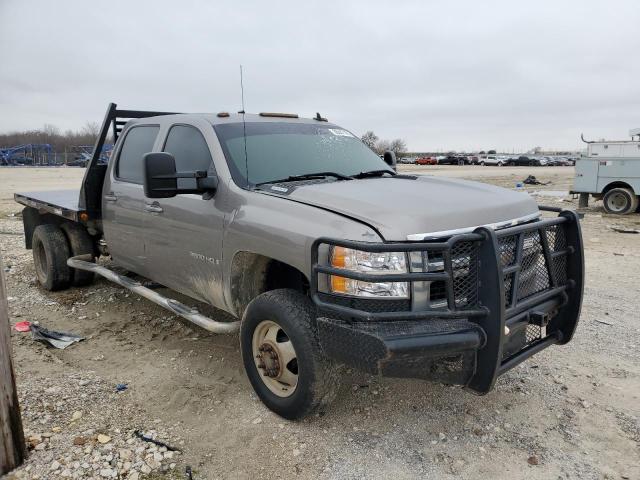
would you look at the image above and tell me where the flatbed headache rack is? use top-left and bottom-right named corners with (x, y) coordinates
top-left (13, 103), bottom-right (179, 223)
top-left (78, 103), bottom-right (179, 220)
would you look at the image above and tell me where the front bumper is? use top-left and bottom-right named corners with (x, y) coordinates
top-left (310, 209), bottom-right (584, 393)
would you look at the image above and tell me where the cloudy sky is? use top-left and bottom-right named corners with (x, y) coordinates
top-left (1, 0), bottom-right (639, 151)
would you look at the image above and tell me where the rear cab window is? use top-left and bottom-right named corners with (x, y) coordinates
top-left (116, 125), bottom-right (160, 183)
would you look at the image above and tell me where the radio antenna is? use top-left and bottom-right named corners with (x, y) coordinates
top-left (240, 65), bottom-right (249, 185)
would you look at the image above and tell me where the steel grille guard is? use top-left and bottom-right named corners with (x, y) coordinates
top-left (310, 208), bottom-right (584, 393)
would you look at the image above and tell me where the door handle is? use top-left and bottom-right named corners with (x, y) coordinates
top-left (104, 193), bottom-right (118, 202)
top-left (144, 203), bottom-right (163, 213)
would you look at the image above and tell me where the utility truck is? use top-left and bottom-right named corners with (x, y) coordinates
top-left (573, 129), bottom-right (640, 214)
top-left (15, 103), bottom-right (584, 419)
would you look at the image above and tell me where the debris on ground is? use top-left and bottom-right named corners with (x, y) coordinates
top-left (13, 320), bottom-right (31, 332)
top-left (523, 175), bottom-right (550, 185)
top-left (116, 383), bottom-right (129, 392)
top-left (134, 430), bottom-right (181, 452)
top-left (529, 190), bottom-right (571, 198)
top-left (609, 225), bottom-right (640, 234)
top-left (5, 374), bottom-right (183, 479)
top-left (30, 324), bottom-right (84, 349)
top-left (594, 319), bottom-right (614, 326)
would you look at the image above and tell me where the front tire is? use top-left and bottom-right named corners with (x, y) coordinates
top-left (32, 224), bottom-right (71, 291)
top-left (240, 289), bottom-right (340, 419)
top-left (603, 187), bottom-right (638, 214)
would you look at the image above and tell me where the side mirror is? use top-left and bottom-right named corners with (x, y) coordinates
top-left (143, 152), bottom-right (218, 199)
top-left (144, 152), bottom-right (178, 198)
top-left (383, 150), bottom-right (397, 171)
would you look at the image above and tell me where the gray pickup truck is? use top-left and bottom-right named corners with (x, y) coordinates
top-left (15, 103), bottom-right (584, 419)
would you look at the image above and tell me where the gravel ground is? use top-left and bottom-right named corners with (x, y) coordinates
top-left (0, 166), bottom-right (639, 480)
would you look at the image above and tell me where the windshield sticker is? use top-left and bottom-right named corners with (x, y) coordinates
top-left (327, 128), bottom-right (354, 137)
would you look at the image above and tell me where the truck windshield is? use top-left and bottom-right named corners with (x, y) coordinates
top-left (213, 122), bottom-right (390, 187)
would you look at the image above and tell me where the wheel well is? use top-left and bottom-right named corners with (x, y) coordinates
top-left (21, 207), bottom-right (98, 253)
top-left (22, 207), bottom-right (65, 249)
top-left (230, 252), bottom-right (309, 318)
top-left (602, 182), bottom-right (635, 195)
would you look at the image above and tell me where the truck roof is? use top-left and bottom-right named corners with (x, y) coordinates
top-left (127, 112), bottom-right (336, 128)
top-left (14, 104), bottom-right (339, 223)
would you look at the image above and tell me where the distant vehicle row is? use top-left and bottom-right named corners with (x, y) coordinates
top-left (398, 154), bottom-right (577, 166)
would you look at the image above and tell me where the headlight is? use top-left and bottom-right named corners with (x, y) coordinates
top-left (329, 246), bottom-right (409, 298)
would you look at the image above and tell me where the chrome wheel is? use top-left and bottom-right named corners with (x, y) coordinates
top-left (252, 320), bottom-right (298, 397)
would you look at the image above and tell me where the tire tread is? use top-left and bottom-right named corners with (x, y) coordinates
top-left (60, 222), bottom-right (95, 286)
top-left (32, 224), bottom-right (71, 291)
top-left (241, 289), bottom-right (340, 419)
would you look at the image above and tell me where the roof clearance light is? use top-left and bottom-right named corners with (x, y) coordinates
top-left (259, 112), bottom-right (299, 118)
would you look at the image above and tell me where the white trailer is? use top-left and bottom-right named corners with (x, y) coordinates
top-left (572, 129), bottom-right (640, 214)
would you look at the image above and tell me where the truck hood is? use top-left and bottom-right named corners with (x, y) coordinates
top-left (284, 176), bottom-right (540, 240)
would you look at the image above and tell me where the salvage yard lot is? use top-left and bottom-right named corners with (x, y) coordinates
top-left (1, 166), bottom-right (639, 480)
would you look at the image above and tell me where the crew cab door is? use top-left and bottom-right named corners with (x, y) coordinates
top-left (142, 123), bottom-right (225, 306)
top-left (102, 124), bottom-right (160, 275)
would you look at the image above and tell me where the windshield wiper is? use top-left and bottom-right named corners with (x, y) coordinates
top-left (255, 171), bottom-right (353, 186)
top-left (352, 169), bottom-right (396, 179)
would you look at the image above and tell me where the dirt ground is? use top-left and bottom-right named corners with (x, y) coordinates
top-left (1, 166), bottom-right (639, 480)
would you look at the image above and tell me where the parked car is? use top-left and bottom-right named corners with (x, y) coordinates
top-left (14, 102), bottom-right (585, 419)
top-left (398, 157), bottom-right (415, 164)
top-left (555, 157), bottom-right (573, 166)
top-left (438, 154), bottom-right (468, 165)
top-left (467, 155), bottom-right (479, 164)
top-left (415, 156), bottom-right (437, 165)
top-left (507, 156), bottom-right (542, 166)
top-left (477, 154), bottom-right (497, 166)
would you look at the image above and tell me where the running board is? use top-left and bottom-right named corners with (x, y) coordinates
top-left (67, 255), bottom-right (240, 334)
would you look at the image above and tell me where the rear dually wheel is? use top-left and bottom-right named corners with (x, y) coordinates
top-left (32, 224), bottom-right (71, 291)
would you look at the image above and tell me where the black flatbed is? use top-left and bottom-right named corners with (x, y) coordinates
top-left (14, 189), bottom-right (83, 222)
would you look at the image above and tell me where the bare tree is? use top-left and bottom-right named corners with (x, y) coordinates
top-left (42, 123), bottom-right (60, 137)
top-left (375, 139), bottom-right (391, 155)
top-left (389, 138), bottom-right (407, 158)
top-left (361, 131), bottom-right (379, 150)
top-left (0, 122), bottom-right (106, 153)
top-left (81, 121), bottom-right (100, 142)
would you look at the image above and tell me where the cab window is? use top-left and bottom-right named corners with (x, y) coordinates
top-left (116, 125), bottom-right (160, 183)
top-left (163, 125), bottom-right (213, 189)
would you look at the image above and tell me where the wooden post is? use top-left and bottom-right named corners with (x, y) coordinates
top-left (0, 252), bottom-right (26, 475)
